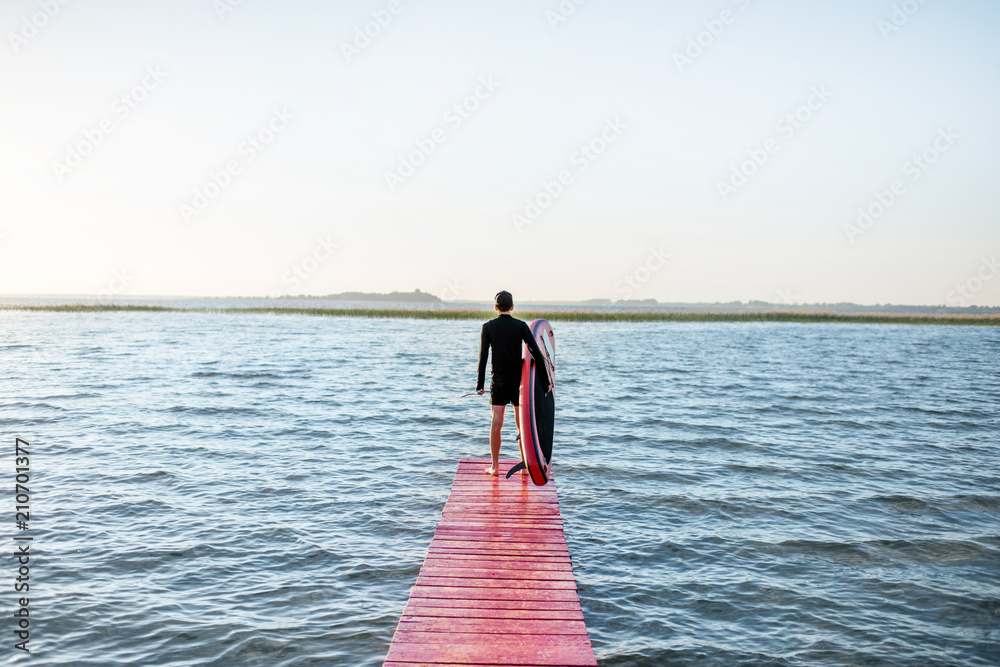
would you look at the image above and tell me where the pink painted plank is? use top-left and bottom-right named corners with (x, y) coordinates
top-left (447, 490), bottom-right (556, 497)
top-left (442, 511), bottom-right (561, 517)
top-left (443, 495), bottom-right (561, 504)
top-left (445, 498), bottom-right (560, 505)
top-left (446, 495), bottom-right (560, 504)
top-left (425, 550), bottom-right (571, 561)
top-left (451, 471), bottom-right (554, 479)
top-left (450, 471), bottom-right (553, 480)
top-left (418, 571), bottom-right (574, 583)
top-left (384, 640), bottom-right (597, 666)
top-left (430, 537), bottom-right (566, 556)
top-left (442, 500), bottom-right (559, 507)
top-left (447, 483), bottom-right (556, 492)
top-left (436, 519), bottom-right (564, 528)
top-left (440, 511), bottom-right (562, 519)
top-left (433, 528), bottom-right (567, 537)
top-left (435, 528), bottom-right (566, 537)
top-left (448, 478), bottom-right (556, 486)
top-left (432, 530), bottom-right (568, 544)
top-left (421, 555), bottom-right (572, 567)
top-left (414, 576), bottom-right (578, 591)
top-left (436, 520), bottom-right (565, 530)
top-left (401, 608), bottom-right (585, 622)
top-left (443, 499), bottom-right (559, 505)
top-left (402, 609), bottom-right (585, 622)
top-left (420, 565), bottom-right (573, 576)
top-left (447, 485), bottom-right (560, 495)
top-left (440, 513), bottom-right (563, 521)
top-left (446, 489), bottom-right (557, 495)
top-left (418, 567), bottom-right (575, 580)
top-left (384, 664), bottom-right (585, 667)
top-left (426, 549), bottom-right (571, 559)
top-left (407, 585), bottom-right (579, 602)
top-left (428, 542), bottom-right (571, 553)
top-left (453, 464), bottom-right (554, 477)
top-left (420, 540), bottom-right (571, 563)
top-left (451, 474), bottom-right (547, 481)
top-left (417, 566), bottom-right (575, 579)
top-left (403, 599), bottom-right (583, 613)
top-left (386, 664), bottom-right (584, 667)
top-left (390, 629), bottom-right (590, 645)
top-left (417, 566), bottom-right (574, 577)
top-left (426, 545), bottom-right (574, 556)
top-left (432, 531), bottom-right (568, 543)
top-left (450, 480), bottom-right (558, 491)
top-left (397, 618), bottom-right (588, 635)
top-left (414, 576), bottom-right (578, 589)
top-left (437, 517), bottom-right (564, 526)
top-left (430, 535), bottom-right (568, 546)
top-left (423, 551), bottom-right (574, 561)
top-left (453, 463), bottom-right (548, 470)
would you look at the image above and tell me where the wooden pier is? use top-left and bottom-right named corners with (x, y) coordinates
top-left (384, 458), bottom-right (597, 666)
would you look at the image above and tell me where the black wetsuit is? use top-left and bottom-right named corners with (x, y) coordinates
top-left (477, 314), bottom-right (545, 406)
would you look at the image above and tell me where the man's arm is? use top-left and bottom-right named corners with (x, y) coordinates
top-left (476, 323), bottom-right (490, 391)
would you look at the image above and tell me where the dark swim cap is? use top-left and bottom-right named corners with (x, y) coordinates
top-left (495, 290), bottom-right (513, 311)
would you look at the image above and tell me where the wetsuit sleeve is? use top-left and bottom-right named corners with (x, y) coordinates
top-left (476, 323), bottom-right (490, 391)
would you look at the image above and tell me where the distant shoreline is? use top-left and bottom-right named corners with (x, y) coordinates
top-left (4, 304), bottom-right (999, 326)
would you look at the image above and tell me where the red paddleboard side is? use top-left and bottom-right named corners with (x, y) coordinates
top-left (519, 319), bottom-right (555, 486)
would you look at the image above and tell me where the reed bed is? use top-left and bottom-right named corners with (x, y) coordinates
top-left (5, 304), bottom-right (999, 326)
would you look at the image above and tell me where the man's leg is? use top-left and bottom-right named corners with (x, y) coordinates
top-left (486, 404), bottom-right (506, 475)
top-left (513, 404), bottom-right (528, 474)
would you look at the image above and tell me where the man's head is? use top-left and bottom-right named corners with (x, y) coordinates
top-left (494, 290), bottom-right (513, 313)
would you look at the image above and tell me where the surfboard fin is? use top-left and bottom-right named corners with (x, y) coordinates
top-left (505, 461), bottom-right (527, 479)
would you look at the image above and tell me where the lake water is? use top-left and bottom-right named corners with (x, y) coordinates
top-left (1, 310), bottom-right (997, 666)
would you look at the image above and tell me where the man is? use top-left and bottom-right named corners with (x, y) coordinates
top-left (476, 290), bottom-right (545, 476)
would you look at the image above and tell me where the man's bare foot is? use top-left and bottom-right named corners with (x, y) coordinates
top-left (484, 466), bottom-right (498, 476)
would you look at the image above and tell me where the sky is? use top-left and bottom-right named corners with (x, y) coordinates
top-left (1, 0), bottom-right (998, 306)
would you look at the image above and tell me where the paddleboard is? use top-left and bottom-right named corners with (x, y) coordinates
top-left (517, 319), bottom-right (555, 486)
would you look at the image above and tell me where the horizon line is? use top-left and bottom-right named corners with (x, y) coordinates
top-left (2, 293), bottom-right (999, 311)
